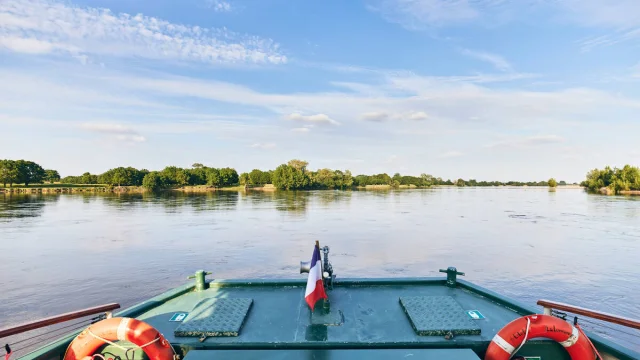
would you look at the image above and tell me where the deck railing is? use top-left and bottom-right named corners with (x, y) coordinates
top-left (537, 299), bottom-right (640, 330)
top-left (0, 303), bottom-right (120, 339)
top-left (0, 303), bottom-right (120, 358)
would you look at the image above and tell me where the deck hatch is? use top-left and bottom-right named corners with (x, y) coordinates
top-left (174, 298), bottom-right (253, 337)
top-left (399, 296), bottom-right (481, 336)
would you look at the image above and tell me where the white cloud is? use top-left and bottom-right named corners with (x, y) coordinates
top-left (361, 111), bottom-right (427, 122)
top-left (286, 113), bottom-right (339, 126)
top-left (438, 151), bottom-right (463, 158)
top-left (250, 142), bottom-right (276, 149)
top-left (206, 0), bottom-right (232, 12)
top-left (361, 112), bottom-right (389, 122)
top-left (459, 49), bottom-right (513, 72)
top-left (291, 127), bottom-right (311, 133)
top-left (485, 135), bottom-right (564, 149)
top-left (370, 0), bottom-right (640, 50)
top-left (369, 0), bottom-right (481, 29)
top-left (551, 0), bottom-right (640, 50)
top-left (0, 0), bottom-right (286, 64)
top-left (80, 123), bottom-right (146, 142)
top-left (558, 0), bottom-right (640, 29)
top-left (0, 36), bottom-right (71, 54)
top-left (407, 111), bottom-right (428, 121)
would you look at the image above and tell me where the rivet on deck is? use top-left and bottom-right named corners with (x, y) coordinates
top-left (439, 267), bottom-right (465, 287)
top-left (188, 270), bottom-right (212, 291)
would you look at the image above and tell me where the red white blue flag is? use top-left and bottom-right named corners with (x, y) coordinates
top-left (305, 244), bottom-right (328, 310)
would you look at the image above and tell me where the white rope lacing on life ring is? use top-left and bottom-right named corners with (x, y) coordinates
top-left (509, 316), bottom-right (531, 359)
top-left (87, 328), bottom-right (171, 360)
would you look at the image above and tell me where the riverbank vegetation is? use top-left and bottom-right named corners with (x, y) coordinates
top-left (0, 160), bottom-right (59, 187)
top-left (2, 158), bottom-right (572, 193)
top-left (581, 165), bottom-right (640, 194)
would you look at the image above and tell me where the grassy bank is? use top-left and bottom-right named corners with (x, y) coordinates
top-left (1, 184), bottom-right (280, 194)
top-left (0, 185), bottom-right (145, 194)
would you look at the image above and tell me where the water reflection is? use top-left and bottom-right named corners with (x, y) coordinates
top-left (0, 193), bottom-right (59, 219)
top-left (274, 191), bottom-right (309, 215)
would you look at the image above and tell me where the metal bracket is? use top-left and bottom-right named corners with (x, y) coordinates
top-left (188, 270), bottom-right (212, 291)
top-left (321, 246), bottom-right (335, 289)
top-left (439, 267), bottom-right (465, 287)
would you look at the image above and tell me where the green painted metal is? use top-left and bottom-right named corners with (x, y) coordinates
top-left (174, 298), bottom-right (253, 338)
top-left (183, 349), bottom-right (482, 359)
top-left (16, 275), bottom-right (640, 360)
top-left (19, 282), bottom-right (196, 360)
top-left (399, 296), bottom-right (481, 336)
top-left (188, 270), bottom-right (212, 291)
top-left (440, 267), bottom-right (466, 287)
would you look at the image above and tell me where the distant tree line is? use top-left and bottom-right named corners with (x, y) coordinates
top-left (581, 165), bottom-right (640, 194)
top-left (61, 163), bottom-right (240, 191)
top-left (1, 158), bottom-right (571, 192)
top-left (0, 159), bottom-right (59, 187)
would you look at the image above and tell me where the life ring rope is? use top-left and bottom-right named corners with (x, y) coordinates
top-left (86, 328), bottom-right (162, 352)
top-left (510, 316), bottom-right (530, 357)
top-left (64, 317), bottom-right (175, 360)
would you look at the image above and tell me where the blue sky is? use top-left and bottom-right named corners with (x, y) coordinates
top-left (1, 0), bottom-right (639, 181)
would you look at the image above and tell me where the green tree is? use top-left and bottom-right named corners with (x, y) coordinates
top-left (0, 160), bottom-right (19, 187)
top-left (341, 170), bottom-right (354, 188)
top-left (287, 159), bottom-right (308, 172)
top-left (249, 169), bottom-right (271, 186)
top-left (15, 160), bottom-right (45, 186)
top-left (81, 172), bottom-right (98, 184)
top-left (161, 166), bottom-right (180, 185)
top-left (582, 165), bottom-right (640, 194)
top-left (456, 178), bottom-right (465, 187)
top-left (192, 163), bottom-right (204, 168)
top-left (548, 178), bottom-right (558, 187)
top-left (44, 169), bottom-right (61, 183)
top-left (420, 174), bottom-right (435, 187)
top-left (142, 172), bottom-right (166, 191)
top-left (219, 167), bottom-right (239, 186)
top-left (175, 169), bottom-right (191, 186)
top-left (206, 168), bottom-right (221, 187)
top-left (188, 167), bottom-right (208, 185)
top-left (272, 164), bottom-right (310, 190)
top-left (110, 167), bottom-right (128, 186)
top-left (239, 172), bottom-right (250, 185)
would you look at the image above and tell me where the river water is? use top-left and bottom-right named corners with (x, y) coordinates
top-left (1, 188), bottom-right (639, 352)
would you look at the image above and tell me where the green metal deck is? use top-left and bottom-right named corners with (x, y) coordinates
top-left (137, 280), bottom-right (512, 347)
top-left (21, 277), bottom-right (640, 360)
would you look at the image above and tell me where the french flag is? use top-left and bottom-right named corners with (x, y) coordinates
top-left (305, 244), bottom-right (328, 310)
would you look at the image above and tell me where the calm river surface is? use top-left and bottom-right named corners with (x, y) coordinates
top-left (1, 188), bottom-right (639, 351)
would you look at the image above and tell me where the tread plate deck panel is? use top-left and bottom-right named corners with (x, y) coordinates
top-left (400, 296), bottom-right (481, 336)
top-left (138, 283), bottom-right (520, 347)
top-left (174, 298), bottom-right (253, 337)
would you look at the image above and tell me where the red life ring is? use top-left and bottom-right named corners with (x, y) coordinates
top-left (485, 314), bottom-right (595, 360)
top-left (63, 317), bottom-right (174, 360)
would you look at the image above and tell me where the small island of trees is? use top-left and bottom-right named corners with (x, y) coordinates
top-left (581, 165), bottom-right (640, 195)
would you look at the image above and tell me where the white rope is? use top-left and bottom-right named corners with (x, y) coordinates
top-left (87, 329), bottom-right (160, 352)
top-left (510, 317), bottom-right (531, 359)
top-left (87, 325), bottom-right (177, 360)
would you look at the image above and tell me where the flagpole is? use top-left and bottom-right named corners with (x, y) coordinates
top-left (315, 240), bottom-right (323, 275)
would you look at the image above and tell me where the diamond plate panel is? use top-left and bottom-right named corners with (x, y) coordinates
top-left (399, 296), bottom-right (481, 336)
top-left (174, 298), bottom-right (253, 337)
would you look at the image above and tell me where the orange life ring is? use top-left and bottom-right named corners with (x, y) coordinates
top-left (485, 314), bottom-right (595, 360)
top-left (63, 317), bottom-right (174, 360)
